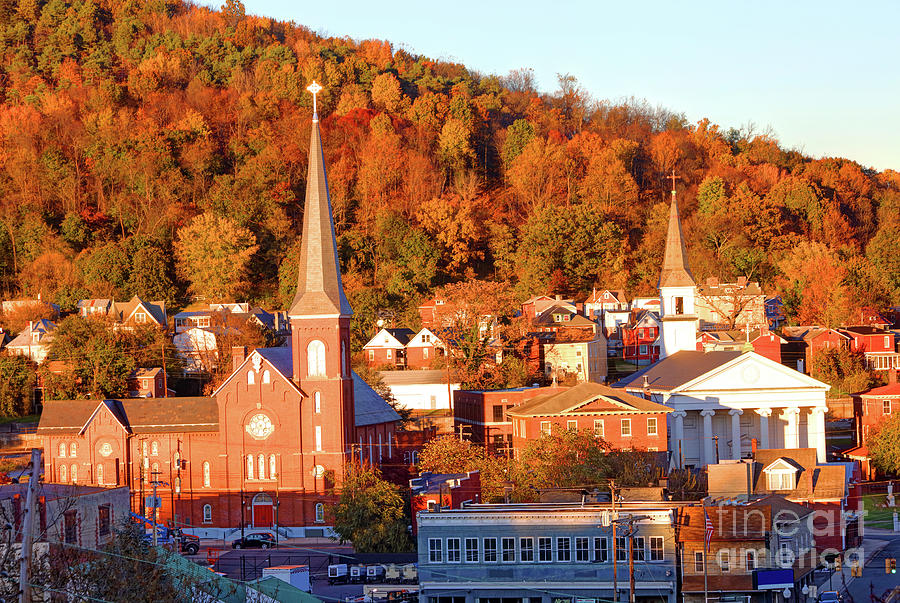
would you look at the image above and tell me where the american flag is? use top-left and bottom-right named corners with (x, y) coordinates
top-left (704, 508), bottom-right (714, 550)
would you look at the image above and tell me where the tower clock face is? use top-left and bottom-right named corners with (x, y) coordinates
top-left (245, 413), bottom-right (274, 439)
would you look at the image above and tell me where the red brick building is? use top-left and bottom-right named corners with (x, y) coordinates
top-left (841, 326), bottom-right (899, 372)
top-left (622, 311), bottom-right (661, 366)
top-left (409, 471), bottom-right (481, 534)
top-left (37, 108), bottom-right (400, 538)
top-left (506, 382), bottom-right (671, 455)
top-left (696, 327), bottom-right (785, 364)
top-left (453, 386), bottom-right (564, 455)
top-left (847, 375), bottom-right (900, 478)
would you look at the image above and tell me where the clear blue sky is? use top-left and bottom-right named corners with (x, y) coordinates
top-left (235, 1), bottom-right (899, 172)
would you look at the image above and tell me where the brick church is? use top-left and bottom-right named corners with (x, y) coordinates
top-left (37, 93), bottom-right (400, 538)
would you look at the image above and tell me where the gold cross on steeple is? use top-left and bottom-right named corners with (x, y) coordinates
top-left (307, 80), bottom-right (323, 121)
top-left (668, 169), bottom-right (681, 197)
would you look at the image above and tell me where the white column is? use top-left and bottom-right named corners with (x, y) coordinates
top-left (701, 409), bottom-right (716, 466)
top-left (756, 409), bottom-right (772, 450)
top-left (729, 409), bottom-right (743, 459)
top-left (670, 410), bottom-right (687, 468)
top-left (781, 407), bottom-right (800, 449)
top-left (808, 407), bottom-right (828, 463)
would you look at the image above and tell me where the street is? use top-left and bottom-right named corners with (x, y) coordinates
top-left (836, 534), bottom-right (900, 603)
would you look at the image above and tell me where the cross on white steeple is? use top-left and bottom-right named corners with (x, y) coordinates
top-left (307, 80), bottom-right (323, 121)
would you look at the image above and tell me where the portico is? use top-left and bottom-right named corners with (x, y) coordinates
top-left (619, 350), bottom-right (831, 466)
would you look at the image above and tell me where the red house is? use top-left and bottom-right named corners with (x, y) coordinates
top-left (362, 327), bottom-right (415, 368)
top-left (840, 326), bottom-right (899, 372)
top-left (696, 327), bottom-right (785, 363)
top-left (622, 311), bottom-right (661, 366)
top-left (849, 374), bottom-right (900, 478)
top-left (404, 328), bottom-right (444, 369)
top-left (506, 382), bottom-right (671, 456)
top-left (37, 108), bottom-right (400, 538)
top-left (453, 386), bottom-right (565, 455)
top-left (781, 326), bottom-right (851, 373)
top-left (126, 368), bottom-right (168, 398)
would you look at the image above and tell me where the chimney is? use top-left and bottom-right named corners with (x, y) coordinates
top-left (751, 438), bottom-right (758, 454)
top-left (232, 346), bottom-right (247, 372)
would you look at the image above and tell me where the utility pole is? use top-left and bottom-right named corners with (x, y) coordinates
top-left (149, 471), bottom-right (167, 546)
top-left (611, 480), bottom-right (618, 603)
top-left (19, 448), bottom-right (41, 603)
top-left (613, 513), bottom-right (650, 603)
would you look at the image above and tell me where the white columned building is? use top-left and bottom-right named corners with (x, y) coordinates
top-left (616, 178), bottom-right (831, 465)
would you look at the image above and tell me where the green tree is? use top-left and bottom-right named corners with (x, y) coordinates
top-left (40, 316), bottom-right (136, 400)
top-left (127, 244), bottom-right (176, 305)
top-left (0, 355), bottom-right (36, 417)
top-left (502, 119), bottom-right (535, 170)
top-left (174, 212), bottom-right (258, 302)
top-left (330, 462), bottom-right (412, 553)
top-left (696, 175), bottom-right (727, 215)
top-left (809, 347), bottom-right (875, 396)
top-left (869, 414), bottom-right (900, 476)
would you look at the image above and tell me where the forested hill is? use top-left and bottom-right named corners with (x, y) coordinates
top-left (0, 0), bottom-right (897, 345)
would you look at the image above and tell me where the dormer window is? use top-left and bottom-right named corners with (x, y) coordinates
top-left (764, 459), bottom-right (799, 490)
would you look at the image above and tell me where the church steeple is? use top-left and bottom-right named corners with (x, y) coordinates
top-left (658, 173), bottom-right (695, 290)
top-left (289, 81), bottom-right (352, 318)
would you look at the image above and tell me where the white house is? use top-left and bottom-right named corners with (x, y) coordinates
top-left (6, 319), bottom-right (56, 364)
top-left (379, 369), bottom-right (459, 411)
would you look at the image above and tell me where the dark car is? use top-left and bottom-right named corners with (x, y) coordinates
top-left (818, 592), bottom-right (843, 603)
top-left (232, 532), bottom-right (276, 549)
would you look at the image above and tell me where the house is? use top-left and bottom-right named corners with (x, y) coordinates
top-left (521, 294), bottom-right (575, 321)
top-left (765, 295), bottom-right (787, 328)
top-left (708, 448), bottom-right (861, 553)
top-left (37, 103), bottom-right (400, 538)
top-left (1, 299), bottom-right (59, 318)
top-left (677, 496), bottom-right (817, 603)
top-left (110, 296), bottom-right (167, 329)
top-left (127, 367), bottom-right (168, 398)
top-left (77, 298), bottom-right (113, 317)
top-left (453, 385), bottom-right (564, 455)
top-left (856, 307), bottom-right (892, 329)
top-left (616, 351), bottom-right (831, 466)
top-left (848, 373), bottom-right (900, 478)
top-left (362, 327), bottom-right (415, 368)
top-left (697, 327), bottom-right (785, 364)
top-left (780, 326), bottom-right (851, 374)
top-left (379, 369), bottom-right (458, 413)
top-left (174, 304), bottom-right (289, 340)
top-left (695, 276), bottom-right (766, 330)
top-left (6, 319), bottom-right (56, 364)
top-left (583, 288), bottom-right (628, 320)
top-left (417, 297), bottom-right (446, 329)
top-left (622, 311), bottom-right (661, 366)
top-left (542, 331), bottom-right (607, 384)
top-left (840, 325), bottom-right (899, 372)
top-left (409, 471), bottom-right (481, 534)
top-left (404, 327), bottom-right (444, 369)
top-left (417, 502), bottom-right (680, 603)
top-left (506, 382), bottom-right (671, 455)
top-left (172, 326), bottom-right (225, 373)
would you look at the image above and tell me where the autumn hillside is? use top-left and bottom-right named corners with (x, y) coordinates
top-left (0, 0), bottom-right (897, 350)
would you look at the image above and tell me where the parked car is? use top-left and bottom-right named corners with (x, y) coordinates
top-left (818, 592), bottom-right (843, 603)
top-left (231, 532), bottom-right (276, 549)
top-left (140, 527), bottom-right (200, 555)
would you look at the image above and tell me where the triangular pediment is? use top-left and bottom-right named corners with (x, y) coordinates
top-left (763, 458), bottom-right (802, 473)
top-left (79, 400), bottom-right (130, 435)
top-left (674, 352), bottom-right (830, 393)
top-left (568, 396), bottom-right (628, 414)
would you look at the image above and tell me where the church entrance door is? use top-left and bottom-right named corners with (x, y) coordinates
top-left (252, 493), bottom-right (274, 527)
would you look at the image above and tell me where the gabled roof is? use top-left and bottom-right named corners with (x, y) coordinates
top-left (112, 296), bottom-right (166, 326)
top-left (363, 327), bottom-right (416, 349)
top-left (615, 351), bottom-right (742, 390)
top-left (658, 190), bottom-right (695, 289)
top-left (7, 319), bottom-right (56, 347)
top-left (129, 367), bottom-right (163, 379)
top-left (289, 118), bottom-right (352, 318)
top-left (37, 397), bottom-right (219, 435)
top-left (507, 382), bottom-right (671, 418)
top-left (77, 299), bottom-right (112, 310)
top-left (859, 382), bottom-right (900, 397)
top-left (584, 289), bottom-right (627, 304)
top-left (840, 325), bottom-right (891, 336)
top-left (762, 457), bottom-right (804, 473)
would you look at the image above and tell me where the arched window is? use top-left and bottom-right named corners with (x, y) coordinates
top-left (150, 441), bottom-right (159, 456)
top-left (202, 462), bottom-right (210, 487)
top-left (258, 454), bottom-right (265, 480)
top-left (142, 441), bottom-right (148, 458)
top-left (173, 451), bottom-right (180, 467)
top-left (174, 476), bottom-right (181, 494)
top-left (151, 462), bottom-right (159, 479)
top-left (59, 443), bottom-right (66, 458)
top-left (60, 465), bottom-right (67, 482)
top-left (69, 443), bottom-right (77, 457)
top-left (314, 392), bottom-right (321, 414)
top-left (262, 370), bottom-right (271, 384)
top-left (97, 464), bottom-right (103, 485)
top-left (269, 455), bottom-right (276, 480)
top-left (246, 455), bottom-right (254, 480)
top-left (315, 503), bottom-right (325, 523)
top-left (70, 464), bottom-right (78, 482)
top-left (247, 371), bottom-right (255, 385)
top-left (341, 341), bottom-right (348, 377)
top-left (202, 504), bottom-right (212, 523)
top-left (307, 340), bottom-right (326, 377)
